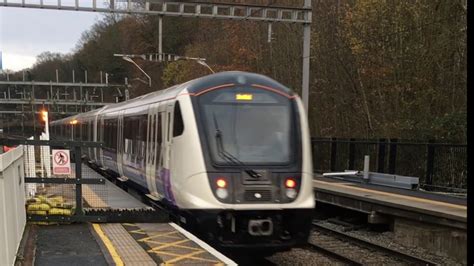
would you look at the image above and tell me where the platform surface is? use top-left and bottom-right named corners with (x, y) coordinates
top-left (313, 176), bottom-right (467, 222)
top-left (77, 163), bottom-right (152, 210)
top-left (93, 222), bottom-right (236, 265)
top-left (35, 224), bottom-right (108, 266)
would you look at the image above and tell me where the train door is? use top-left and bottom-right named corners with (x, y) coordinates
top-left (155, 111), bottom-right (165, 198)
top-left (145, 104), bottom-right (159, 198)
top-left (88, 120), bottom-right (93, 159)
top-left (159, 104), bottom-right (175, 203)
top-left (164, 105), bottom-right (174, 171)
top-left (93, 115), bottom-right (99, 162)
top-left (99, 116), bottom-right (105, 167)
top-left (117, 111), bottom-right (125, 177)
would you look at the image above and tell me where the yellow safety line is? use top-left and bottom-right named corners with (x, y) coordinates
top-left (165, 250), bottom-right (206, 264)
top-left (314, 180), bottom-right (467, 210)
top-left (92, 224), bottom-right (124, 266)
top-left (149, 239), bottom-right (190, 251)
top-left (83, 185), bottom-right (109, 208)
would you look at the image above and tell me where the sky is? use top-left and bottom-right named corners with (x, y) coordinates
top-left (0, 5), bottom-right (102, 71)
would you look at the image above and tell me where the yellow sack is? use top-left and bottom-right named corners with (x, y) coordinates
top-left (49, 208), bottom-right (72, 216)
top-left (48, 196), bottom-right (64, 203)
top-left (27, 210), bottom-right (47, 215)
top-left (27, 203), bottom-right (50, 211)
top-left (37, 195), bottom-right (47, 203)
top-left (26, 198), bottom-right (41, 204)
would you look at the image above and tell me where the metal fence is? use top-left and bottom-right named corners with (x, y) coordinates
top-left (312, 138), bottom-right (467, 192)
top-left (0, 138), bottom-right (107, 223)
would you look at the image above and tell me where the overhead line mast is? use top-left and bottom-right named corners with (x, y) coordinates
top-left (1, 0), bottom-right (312, 111)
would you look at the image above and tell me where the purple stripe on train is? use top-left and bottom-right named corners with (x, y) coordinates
top-left (161, 168), bottom-right (176, 205)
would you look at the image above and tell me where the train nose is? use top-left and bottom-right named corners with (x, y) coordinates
top-left (248, 219), bottom-right (273, 236)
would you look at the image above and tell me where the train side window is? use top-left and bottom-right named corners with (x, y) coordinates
top-left (173, 102), bottom-right (184, 137)
top-left (113, 120), bottom-right (116, 148)
top-left (157, 114), bottom-right (162, 145)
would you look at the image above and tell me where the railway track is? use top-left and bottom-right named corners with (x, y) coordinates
top-left (308, 222), bottom-right (437, 265)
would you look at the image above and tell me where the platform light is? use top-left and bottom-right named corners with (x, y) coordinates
top-left (41, 110), bottom-right (48, 122)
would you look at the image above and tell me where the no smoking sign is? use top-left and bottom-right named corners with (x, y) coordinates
top-left (52, 149), bottom-right (71, 175)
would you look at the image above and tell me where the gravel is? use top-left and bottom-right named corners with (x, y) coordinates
top-left (266, 247), bottom-right (344, 265)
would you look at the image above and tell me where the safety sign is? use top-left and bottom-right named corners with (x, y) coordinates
top-left (52, 149), bottom-right (71, 175)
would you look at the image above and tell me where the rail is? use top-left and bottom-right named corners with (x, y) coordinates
top-left (311, 222), bottom-right (436, 265)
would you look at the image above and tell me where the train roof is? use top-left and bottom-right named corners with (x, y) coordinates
top-left (51, 71), bottom-right (294, 124)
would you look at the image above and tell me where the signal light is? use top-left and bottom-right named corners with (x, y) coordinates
top-left (216, 178), bottom-right (227, 188)
top-left (285, 178), bottom-right (296, 188)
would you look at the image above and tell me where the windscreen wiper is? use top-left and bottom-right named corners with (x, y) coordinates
top-left (212, 113), bottom-right (262, 179)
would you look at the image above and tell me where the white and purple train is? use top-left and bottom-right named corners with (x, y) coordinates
top-left (51, 71), bottom-right (314, 251)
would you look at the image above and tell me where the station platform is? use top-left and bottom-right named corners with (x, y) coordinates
top-left (21, 222), bottom-right (236, 265)
top-left (80, 163), bottom-right (152, 210)
top-left (313, 175), bottom-right (467, 229)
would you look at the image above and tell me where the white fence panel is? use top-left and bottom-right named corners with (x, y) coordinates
top-left (0, 146), bottom-right (26, 266)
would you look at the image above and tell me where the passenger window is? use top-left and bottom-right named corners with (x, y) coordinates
top-left (173, 102), bottom-right (184, 137)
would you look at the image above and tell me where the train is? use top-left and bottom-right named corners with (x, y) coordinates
top-left (50, 71), bottom-right (314, 251)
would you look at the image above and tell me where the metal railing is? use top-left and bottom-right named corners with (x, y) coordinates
top-left (0, 138), bottom-right (107, 223)
top-left (312, 138), bottom-right (467, 192)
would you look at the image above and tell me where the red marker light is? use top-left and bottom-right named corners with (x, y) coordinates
top-left (285, 178), bottom-right (296, 188)
top-left (216, 178), bottom-right (227, 188)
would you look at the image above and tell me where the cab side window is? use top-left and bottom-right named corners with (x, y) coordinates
top-left (173, 102), bottom-right (184, 137)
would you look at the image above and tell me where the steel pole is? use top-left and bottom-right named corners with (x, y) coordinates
top-left (159, 16), bottom-right (163, 62)
top-left (302, 0), bottom-right (312, 113)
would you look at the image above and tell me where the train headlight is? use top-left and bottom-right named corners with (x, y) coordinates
top-left (215, 177), bottom-right (229, 199)
top-left (284, 177), bottom-right (298, 200)
top-left (285, 178), bottom-right (296, 189)
top-left (216, 178), bottom-right (227, 188)
top-left (216, 188), bottom-right (229, 199)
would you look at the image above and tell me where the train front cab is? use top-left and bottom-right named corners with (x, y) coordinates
top-left (175, 82), bottom-right (314, 251)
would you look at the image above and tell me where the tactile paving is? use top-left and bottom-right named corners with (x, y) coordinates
top-left (100, 223), bottom-right (157, 266)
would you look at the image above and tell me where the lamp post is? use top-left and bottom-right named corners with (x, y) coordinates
top-left (193, 59), bottom-right (215, 74)
top-left (114, 54), bottom-right (152, 87)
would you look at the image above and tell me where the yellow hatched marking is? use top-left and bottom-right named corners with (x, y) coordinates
top-left (170, 256), bottom-right (222, 264)
top-left (150, 250), bottom-right (221, 264)
top-left (164, 250), bottom-right (206, 264)
top-left (148, 250), bottom-right (181, 256)
top-left (139, 231), bottom-right (180, 242)
top-left (92, 224), bottom-right (124, 266)
top-left (129, 229), bottom-right (147, 235)
top-left (145, 240), bottom-right (202, 251)
top-left (149, 239), bottom-right (190, 251)
top-left (122, 223), bottom-right (138, 227)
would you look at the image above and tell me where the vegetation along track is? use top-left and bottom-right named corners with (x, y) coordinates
top-left (308, 222), bottom-right (437, 265)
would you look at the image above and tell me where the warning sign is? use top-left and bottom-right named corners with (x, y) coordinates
top-left (52, 149), bottom-right (71, 175)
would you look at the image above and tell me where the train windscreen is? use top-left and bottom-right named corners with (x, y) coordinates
top-left (198, 86), bottom-right (297, 166)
